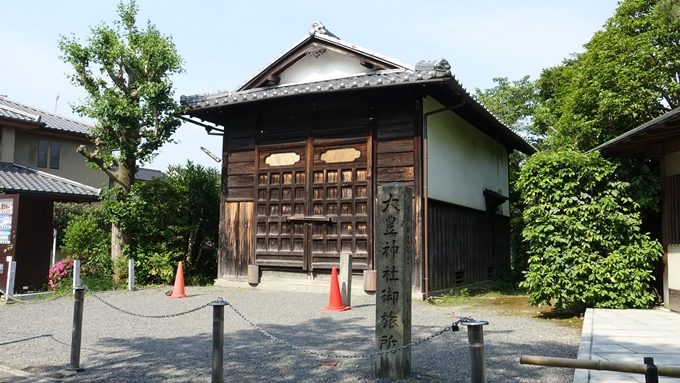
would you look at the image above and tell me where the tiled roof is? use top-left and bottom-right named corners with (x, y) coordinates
top-left (182, 67), bottom-right (450, 110)
top-left (0, 162), bottom-right (100, 200)
top-left (137, 167), bottom-right (163, 181)
top-left (0, 96), bottom-right (91, 135)
top-left (180, 23), bottom-right (535, 155)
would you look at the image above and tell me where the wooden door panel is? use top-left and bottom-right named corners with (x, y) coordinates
top-left (254, 138), bottom-right (371, 271)
top-left (255, 146), bottom-right (307, 268)
top-left (309, 142), bottom-right (370, 270)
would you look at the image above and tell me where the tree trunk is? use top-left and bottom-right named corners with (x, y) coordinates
top-left (110, 223), bottom-right (127, 283)
top-left (111, 158), bottom-right (135, 283)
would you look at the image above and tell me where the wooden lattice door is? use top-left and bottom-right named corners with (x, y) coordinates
top-left (254, 138), bottom-right (370, 271)
top-left (255, 144), bottom-right (308, 269)
top-left (308, 139), bottom-right (370, 270)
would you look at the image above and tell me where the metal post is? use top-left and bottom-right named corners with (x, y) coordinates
top-left (72, 260), bottom-right (81, 292)
top-left (51, 229), bottom-right (57, 267)
top-left (645, 357), bottom-right (659, 383)
top-left (128, 258), bottom-right (135, 291)
top-left (5, 258), bottom-right (16, 301)
top-left (68, 286), bottom-right (85, 372)
top-left (209, 299), bottom-right (227, 383)
top-left (462, 320), bottom-right (489, 383)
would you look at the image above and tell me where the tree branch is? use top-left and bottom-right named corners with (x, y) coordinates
top-left (77, 145), bottom-right (122, 186)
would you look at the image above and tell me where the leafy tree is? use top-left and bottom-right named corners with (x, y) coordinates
top-left (59, 1), bottom-right (184, 280)
top-left (537, 0), bottom-right (679, 151)
top-left (53, 202), bottom-right (93, 249)
top-left (517, 150), bottom-right (661, 310)
top-left (105, 161), bottom-right (220, 285)
top-left (475, 76), bottom-right (540, 142)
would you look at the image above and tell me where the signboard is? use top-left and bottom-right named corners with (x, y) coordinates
top-left (0, 198), bottom-right (14, 244)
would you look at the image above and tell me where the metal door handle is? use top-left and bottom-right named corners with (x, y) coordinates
top-left (286, 215), bottom-right (333, 223)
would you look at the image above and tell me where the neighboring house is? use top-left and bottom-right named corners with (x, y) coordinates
top-left (595, 107), bottom-right (680, 312)
top-left (0, 96), bottom-right (108, 188)
top-left (0, 96), bottom-right (104, 294)
top-left (181, 23), bottom-right (534, 298)
top-left (108, 166), bottom-right (163, 188)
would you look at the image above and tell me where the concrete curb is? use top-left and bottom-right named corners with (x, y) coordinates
top-left (573, 307), bottom-right (594, 383)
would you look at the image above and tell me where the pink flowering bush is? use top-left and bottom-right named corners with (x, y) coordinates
top-left (48, 259), bottom-right (74, 290)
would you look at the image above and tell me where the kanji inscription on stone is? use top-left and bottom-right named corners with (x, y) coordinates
top-left (375, 184), bottom-right (412, 379)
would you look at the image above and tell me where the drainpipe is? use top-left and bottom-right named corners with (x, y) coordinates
top-left (422, 100), bottom-right (465, 299)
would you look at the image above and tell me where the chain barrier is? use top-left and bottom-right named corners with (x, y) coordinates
top-left (9, 288), bottom-right (475, 360)
top-left (90, 292), bottom-right (209, 319)
top-left (4, 293), bottom-right (68, 305)
top-left (222, 297), bottom-right (476, 360)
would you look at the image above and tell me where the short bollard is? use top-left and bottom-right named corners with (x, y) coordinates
top-left (68, 286), bottom-right (85, 372)
top-left (128, 258), bottom-right (135, 291)
top-left (644, 357), bottom-right (659, 383)
top-left (209, 299), bottom-right (227, 383)
top-left (462, 320), bottom-right (489, 383)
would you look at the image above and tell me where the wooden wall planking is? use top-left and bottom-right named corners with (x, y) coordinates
top-left (427, 199), bottom-right (510, 292)
top-left (220, 201), bottom-right (254, 278)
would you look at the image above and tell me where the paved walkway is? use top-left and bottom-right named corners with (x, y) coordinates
top-left (0, 364), bottom-right (60, 382)
top-left (574, 308), bottom-right (680, 383)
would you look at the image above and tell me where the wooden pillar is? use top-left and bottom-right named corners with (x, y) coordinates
top-left (375, 184), bottom-right (413, 379)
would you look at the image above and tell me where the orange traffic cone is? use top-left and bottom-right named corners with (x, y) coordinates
top-left (322, 266), bottom-right (350, 311)
top-left (169, 261), bottom-right (187, 298)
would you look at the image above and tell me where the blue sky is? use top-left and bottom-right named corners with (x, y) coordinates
top-left (0, 1), bottom-right (619, 171)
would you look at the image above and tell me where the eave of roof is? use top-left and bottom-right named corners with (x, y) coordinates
top-left (594, 108), bottom-right (680, 156)
top-left (0, 96), bottom-right (91, 136)
top-left (182, 68), bottom-right (448, 110)
top-left (0, 162), bottom-right (100, 202)
top-left (182, 68), bottom-right (535, 155)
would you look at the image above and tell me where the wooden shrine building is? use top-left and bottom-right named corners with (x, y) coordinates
top-left (596, 108), bottom-right (680, 312)
top-left (181, 23), bottom-right (534, 298)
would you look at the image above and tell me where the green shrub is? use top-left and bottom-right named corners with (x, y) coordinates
top-left (104, 161), bottom-right (219, 285)
top-left (62, 207), bottom-right (112, 278)
top-left (517, 150), bottom-right (662, 310)
top-left (133, 247), bottom-right (181, 285)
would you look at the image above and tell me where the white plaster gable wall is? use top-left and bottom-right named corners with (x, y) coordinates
top-left (278, 49), bottom-right (370, 85)
top-left (424, 97), bottom-right (510, 216)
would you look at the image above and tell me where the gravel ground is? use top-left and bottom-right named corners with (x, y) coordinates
top-left (0, 286), bottom-right (580, 382)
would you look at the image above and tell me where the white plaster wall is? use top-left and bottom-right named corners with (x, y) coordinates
top-left (279, 49), bottom-right (369, 85)
top-left (14, 131), bottom-right (108, 188)
top-left (424, 97), bottom-right (510, 216)
top-left (664, 150), bottom-right (680, 176)
top-left (669, 244), bottom-right (680, 290)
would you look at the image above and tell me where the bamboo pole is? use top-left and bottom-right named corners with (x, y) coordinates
top-left (520, 355), bottom-right (680, 378)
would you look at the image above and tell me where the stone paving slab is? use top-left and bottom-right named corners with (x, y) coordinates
top-left (574, 308), bottom-right (680, 383)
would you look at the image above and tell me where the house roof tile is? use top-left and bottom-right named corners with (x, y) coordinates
top-left (0, 96), bottom-right (91, 136)
top-left (0, 162), bottom-right (100, 201)
top-left (181, 67), bottom-right (449, 110)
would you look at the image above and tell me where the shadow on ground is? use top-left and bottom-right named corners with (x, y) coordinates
top-left (44, 317), bottom-right (576, 382)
